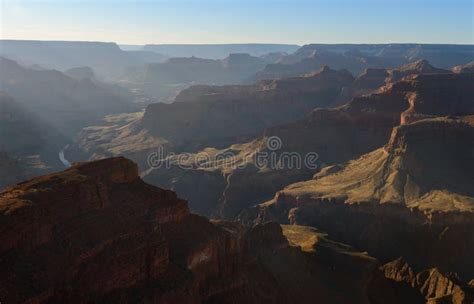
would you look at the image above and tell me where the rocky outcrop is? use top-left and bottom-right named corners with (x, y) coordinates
top-left (353, 68), bottom-right (389, 89)
top-left (387, 59), bottom-right (450, 82)
top-left (381, 258), bottom-right (473, 304)
top-left (335, 60), bottom-right (452, 106)
top-left (253, 117), bottom-right (474, 282)
top-left (333, 68), bottom-right (388, 106)
top-left (0, 157), bottom-right (249, 303)
top-left (453, 61), bottom-right (474, 74)
top-left (234, 223), bottom-right (432, 304)
top-left (400, 73), bottom-right (474, 124)
top-left (0, 157), bottom-right (184, 303)
top-left (240, 223), bottom-right (403, 304)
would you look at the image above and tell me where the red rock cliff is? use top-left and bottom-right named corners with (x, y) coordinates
top-left (0, 157), bottom-right (256, 303)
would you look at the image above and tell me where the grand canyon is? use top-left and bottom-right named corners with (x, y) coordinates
top-left (1, 1), bottom-right (473, 303)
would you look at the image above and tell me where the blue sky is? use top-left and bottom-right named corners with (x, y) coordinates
top-left (1, 0), bottom-right (473, 45)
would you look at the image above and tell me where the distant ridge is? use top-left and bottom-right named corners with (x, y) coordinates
top-left (142, 43), bottom-right (300, 59)
top-left (0, 40), bottom-right (167, 79)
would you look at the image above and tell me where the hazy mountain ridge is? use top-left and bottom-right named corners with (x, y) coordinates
top-left (3, 40), bottom-right (472, 106)
top-left (0, 92), bottom-right (67, 188)
top-left (141, 43), bottom-right (300, 59)
top-left (291, 44), bottom-right (474, 67)
top-left (117, 53), bottom-right (275, 102)
top-left (0, 40), bottom-right (145, 79)
top-left (256, 44), bottom-right (474, 80)
top-left (0, 57), bottom-right (138, 136)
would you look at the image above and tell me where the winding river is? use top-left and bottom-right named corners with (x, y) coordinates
top-left (59, 144), bottom-right (72, 168)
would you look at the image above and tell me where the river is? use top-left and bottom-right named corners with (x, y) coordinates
top-left (59, 144), bottom-right (72, 168)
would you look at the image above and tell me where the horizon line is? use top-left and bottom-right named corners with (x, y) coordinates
top-left (1, 39), bottom-right (474, 47)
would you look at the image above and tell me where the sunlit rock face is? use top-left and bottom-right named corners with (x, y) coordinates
top-left (254, 116), bottom-right (474, 282)
top-left (453, 61), bottom-right (474, 74)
